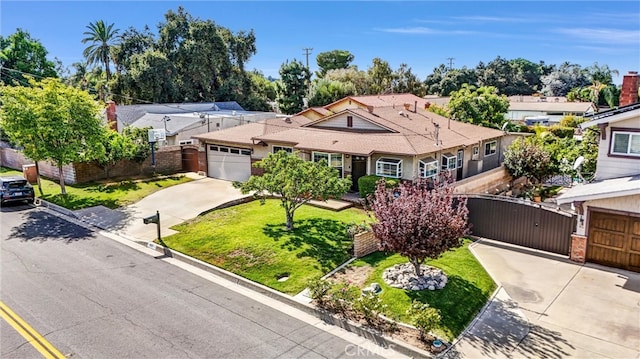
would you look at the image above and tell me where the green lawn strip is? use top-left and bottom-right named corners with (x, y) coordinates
top-left (351, 239), bottom-right (496, 341)
top-left (163, 199), bottom-right (370, 295)
top-left (1, 166), bottom-right (192, 210)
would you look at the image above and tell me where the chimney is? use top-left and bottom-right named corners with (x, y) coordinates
top-left (105, 101), bottom-right (117, 131)
top-left (620, 71), bottom-right (639, 107)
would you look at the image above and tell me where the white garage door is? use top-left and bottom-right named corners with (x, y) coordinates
top-left (207, 145), bottom-right (252, 182)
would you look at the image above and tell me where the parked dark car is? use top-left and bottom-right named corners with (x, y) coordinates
top-left (0, 175), bottom-right (35, 206)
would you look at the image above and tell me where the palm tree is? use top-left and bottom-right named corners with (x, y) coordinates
top-left (81, 20), bottom-right (119, 81)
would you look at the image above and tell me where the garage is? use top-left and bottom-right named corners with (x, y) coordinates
top-left (207, 145), bottom-right (252, 182)
top-left (587, 211), bottom-right (640, 272)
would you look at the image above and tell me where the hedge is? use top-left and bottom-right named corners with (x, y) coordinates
top-left (358, 175), bottom-right (401, 199)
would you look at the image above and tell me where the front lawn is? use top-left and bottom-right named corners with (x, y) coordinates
top-left (162, 199), bottom-right (370, 295)
top-left (0, 167), bottom-right (192, 210)
top-left (349, 240), bottom-right (496, 341)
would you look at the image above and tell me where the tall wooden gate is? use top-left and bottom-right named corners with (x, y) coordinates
top-left (464, 195), bottom-right (576, 255)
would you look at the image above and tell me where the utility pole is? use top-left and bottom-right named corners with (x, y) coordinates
top-left (446, 57), bottom-right (455, 71)
top-left (303, 48), bottom-right (313, 70)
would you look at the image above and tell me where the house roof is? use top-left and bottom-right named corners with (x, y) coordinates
top-left (579, 103), bottom-right (640, 129)
top-left (115, 101), bottom-right (246, 127)
top-left (195, 104), bottom-right (505, 157)
top-left (556, 175), bottom-right (640, 204)
top-left (343, 93), bottom-right (434, 110)
top-left (507, 101), bottom-right (596, 113)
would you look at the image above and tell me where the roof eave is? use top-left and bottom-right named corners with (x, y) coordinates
top-left (556, 187), bottom-right (640, 204)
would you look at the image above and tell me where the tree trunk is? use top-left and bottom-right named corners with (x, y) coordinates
top-left (410, 257), bottom-right (423, 277)
top-left (34, 161), bottom-right (43, 195)
top-left (57, 166), bottom-right (67, 195)
top-left (285, 209), bottom-right (294, 231)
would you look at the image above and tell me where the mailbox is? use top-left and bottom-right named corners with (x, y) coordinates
top-left (143, 214), bottom-right (159, 224)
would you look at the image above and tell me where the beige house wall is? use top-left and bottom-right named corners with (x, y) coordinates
top-left (596, 116), bottom-right (640, 180)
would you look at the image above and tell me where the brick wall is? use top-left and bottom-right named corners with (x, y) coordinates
top-left (569, 234), bottom-right (587, 263)
top-left (2, 146), bottom-right (190, 184)
top-left (1, 148), bottom-right (76, 183)
top-left (353, 231), bottom-right (379, 258)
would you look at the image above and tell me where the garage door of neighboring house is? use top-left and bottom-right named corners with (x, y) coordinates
top-left (207, 145), bottom-right (251, 182)
top-left (587, 211), bottom-right (640, 272)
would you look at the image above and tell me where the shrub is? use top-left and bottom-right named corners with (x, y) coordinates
top-left (353, 292), bottom-right (387, 326)
top-left (406, 300), bottom-right (442, 341)
top-left (306, 277), bottom-right (332, 307)
top-left (358, 175), bottom-right (400, 199)
top-left (548, 125), bottom-right (575, 138)
top-left (328, 281), bottom-right (359, 318)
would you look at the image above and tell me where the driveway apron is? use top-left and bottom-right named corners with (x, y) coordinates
top-left (468, 239), bottom-right (640, 359)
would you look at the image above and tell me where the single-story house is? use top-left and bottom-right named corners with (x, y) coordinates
top-left (193, 94), bottom-right (514, 191)
top-left (505, 98), bottom-right (596, 124)
top-left (556, 71), bottom-right (640, 272)
top-left (105, 101), bottom-right (276, 147)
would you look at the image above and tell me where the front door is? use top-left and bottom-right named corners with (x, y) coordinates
top-left (456, 149), bottom-right (464, 181)
top-left (351, 156), bottom-right (367, 191)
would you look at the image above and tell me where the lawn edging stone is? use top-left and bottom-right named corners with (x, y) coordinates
top-left (144, 242), bottom-right (433, 359)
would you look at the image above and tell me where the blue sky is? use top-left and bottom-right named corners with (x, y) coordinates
top-left (2, 1), bottom-right (639, 84)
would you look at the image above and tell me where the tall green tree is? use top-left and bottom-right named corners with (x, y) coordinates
top-left (276, 59), bottom-right (310, 114)
top-left (111, 26), bottom-right (155, 75)
top-left (315, 50), bottom-right (354, 78)
top-left (367, 57), bottom-right (393, 95)
top-left (0, 29), bottom-right (58, 86)
top-left (324, 67), bottom-right (370, 95)
top-left (235, 151), bottom-right (351, 230)
top-left (307, 78), bottom-right (356, 107)
top-left (82, 20), bottom-right (120, 82)
top-left (541, 62), bottom-right (589, 96)
top-left (392, 63), bottom-right (424, 96)
top-left (0, 77), bottom-right (107, 194)
top-left (447, 84), bottom-right (509, 127)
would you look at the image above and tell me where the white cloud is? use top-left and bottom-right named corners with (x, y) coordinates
top-left (554, 27), bottom-right (640, 44)
top-left (452, 15), bottom-right (535, 23)
top-left (375, 27), bottom-right (478, 35)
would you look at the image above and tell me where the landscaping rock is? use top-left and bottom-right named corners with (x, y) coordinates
top-left (382, 263), bottom-right (448, 291)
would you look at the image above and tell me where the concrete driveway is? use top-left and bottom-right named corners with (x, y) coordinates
top-left (115, 175), bottom-right (250, 241)
top-left (463, 239), bottom-right (640, 359)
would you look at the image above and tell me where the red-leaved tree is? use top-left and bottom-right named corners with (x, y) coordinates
top-left (369, 175), bottom-right (470, 276)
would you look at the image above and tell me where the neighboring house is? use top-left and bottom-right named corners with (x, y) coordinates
top-left (105, 101), bottom-right (276, 147)
top-left (422, 94), bottom-right (596, 125)
top-left (556, 71), bottom-right (640, 273)
top-left (193, 94), bottom-right (511, 191)
top-left (505, 97), bottom-right (596, 125)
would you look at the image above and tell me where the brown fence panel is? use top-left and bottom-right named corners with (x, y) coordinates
top-left (465, 195), bottom-right (575, 255)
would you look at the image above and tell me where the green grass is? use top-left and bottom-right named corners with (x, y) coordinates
top-left (350, 239), bottom-right (496, 341)
top-left (163, 199), bottom-right (371, 295)
top-left (1, 166), bottom-right (192, 210)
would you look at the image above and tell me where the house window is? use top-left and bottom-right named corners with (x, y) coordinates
top-left (376, 157), bottom-right (402, 178)
top-left (441, 153), bottom-right (457, 170)
top-left (313, 152), bottom-right (344, 177)
top-left (419, 158), bottom-right (438, 178)
top-left (472, 146), bottom-right (479, 160)
top-left (484, 141), bottom-right (497, 156)
top-left (611, 131), bottom-right (640, 156)
top-left (347, 116), bottom-right (353, 128)
top-left (273, 145), bottom-right (293, 154)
